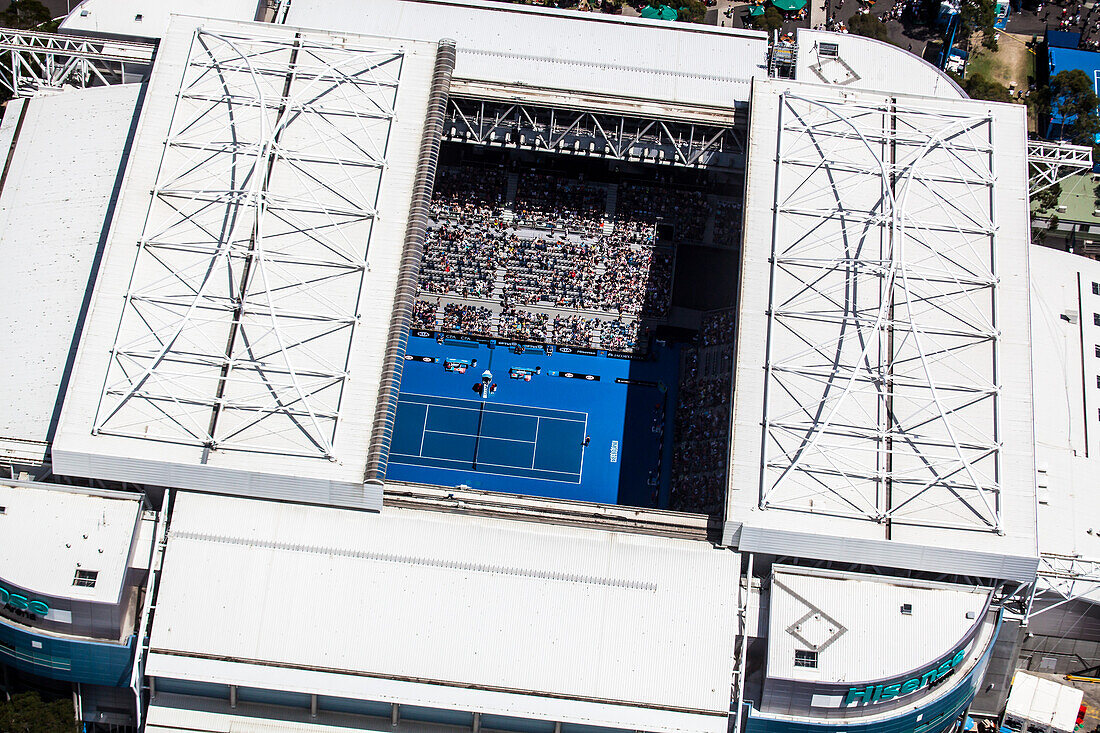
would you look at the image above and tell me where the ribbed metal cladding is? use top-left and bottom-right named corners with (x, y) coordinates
top-left (365, 39), bottom-right (456, 485)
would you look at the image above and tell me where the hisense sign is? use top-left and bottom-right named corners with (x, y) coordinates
top-left (844, 647), bottom-right (967, 705)
top-left (0, 584), bottom-right (49, 617)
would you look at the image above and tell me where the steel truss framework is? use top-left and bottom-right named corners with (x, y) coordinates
top-left (94, 29), bottom-right (403, 458)
top-left (1028, 140), bottom-right (1093, 195)
top-left (444, 96), bottom-right (744, 170)
top-left (1030, 553), bottom-right (1100, 618)
top-left (0, 29), bottom-right (154, 97)
top-left (760, 93), bottom-right (1003, 532)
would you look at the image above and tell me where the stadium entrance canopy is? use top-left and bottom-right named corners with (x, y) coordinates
top-left (641, 4), bottom-right (679, 19)
top-left (773, 0), bottom-right (807, 12)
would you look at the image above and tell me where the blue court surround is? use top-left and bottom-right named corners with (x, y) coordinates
top-left (385, 335), bottom-right (680, 507)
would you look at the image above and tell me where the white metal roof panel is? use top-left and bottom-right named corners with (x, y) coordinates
top-left (767, 566), bottom-right (990, 682)
top-left (0, 85), bottom-right (142, 464)
top-left (0, 481), bottom-right (142, 605)
top-left (1005, 672), bottom-right (1085, 732)
top-left (51, 18), bottom-right (440, 508)
top-left (1029, 246), bottom-right (1100, 562)
top-left (284, 0), bottom-right (767, 109)
top-left (60, 0), bottom-right (262, 40)
top-left (148, 492), bottom-right (739, 732)
top-left (726, 79), bottom-right (1037, 572)
top-left (795, 30), bottom-right (966, 100)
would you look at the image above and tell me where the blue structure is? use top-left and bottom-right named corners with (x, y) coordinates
top-left (385, 334), bottom-right (680, 507)
top-left (1046, 45), bottom-right (1100, 140)
top-left (1046, 30), bottom-right (1081, 49)
top-left (0, 616), bottom-right (134, 687)
top-left (746, 613), bottom-right (1002, 733)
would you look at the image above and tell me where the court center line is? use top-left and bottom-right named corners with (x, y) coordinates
top-left (423, 428), bottom-right (536, 445)
top-left (419, 404), bottom-right (430, 458)
top-left (531, 416), bottom-right (540, 470)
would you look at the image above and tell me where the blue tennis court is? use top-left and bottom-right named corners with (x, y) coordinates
top-left (390, 394), bottom-right (587, 483)
top-left (384, 334), bottom-right (680, 506)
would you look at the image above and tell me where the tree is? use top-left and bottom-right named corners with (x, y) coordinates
top-left (0, 692), bottom-right (78, 733)
top-left (1044, 69), bottom-right (1100, 146)
top-left (958, 0), bottom-right (995, 37)
top-left (0, 0), bottom-right (51, 30)
top-left (751, 6), bottom-right (783, 32)
top-left (1033, 180), bottom-right (1061, 215)
top-left (677, 0), bottom-right (706, 21)
top-left (847, 12), bottom-right (892, 43)
top-left (962, 72), bottom-right (1013, 102)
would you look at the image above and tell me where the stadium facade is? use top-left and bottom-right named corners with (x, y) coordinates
top-left (0, 1), bottom-right (1096, 733)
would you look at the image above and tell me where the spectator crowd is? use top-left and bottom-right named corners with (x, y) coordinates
top-left (415, 162), bottom-right (692, 351)
top-left (669, 309), bottom-right (736, 515)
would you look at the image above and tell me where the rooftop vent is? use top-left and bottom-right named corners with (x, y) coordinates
top-left (134, 13), bottom-right (142, 21)
top-left (819, 42), bottom-right (840, 58)
top-left (901, 603), bottom-right (913, 615)
top-left (73, 569), bottom-right (98, 588)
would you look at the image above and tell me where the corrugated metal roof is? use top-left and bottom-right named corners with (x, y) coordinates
top-left (284, 0), bottom-right (768, 109)
top-left (0, 85), bottom-right (142, 463)
top-left (767, 565), bottom-right (991, 682)
top-left (795, 30), bottom-right (966, 99)
top-left (147, 492), bottom-right (739, 732)
top-left (726, 79), bottom-right (1038, 575)
top-left (0, 481), bottom-right (142, 605)
top-left (1027, 246), bottom-right (1100, 604)
top-left (59, 0), bottom-right (262, 39)
top-left (51, 18), bottom-right (440, 508)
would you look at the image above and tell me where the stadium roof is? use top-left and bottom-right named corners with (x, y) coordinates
top-left (1028, 246), bottom-right (1100, 603)
top-left (147, 491), bottom-right (740, 733)
top-left (0, 84), bottom-right (143, 466)
top-left (0, 481), bottom-right (144, 607)
top-left (795, 30), bottom-right (966, 100)
top-left (284, 0), bottom-right (768, 110)
top-left (725, 79), bottom-right (1038, 581)
top-left (51, 18), bottom-right (443, 509)
top-left (766, 566), bottom-right (991, 683)
top-left (59, 0), bottom-right (263, 40)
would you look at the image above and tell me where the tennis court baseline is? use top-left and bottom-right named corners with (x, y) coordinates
top-left (389, 394), bottom-right (587, 483)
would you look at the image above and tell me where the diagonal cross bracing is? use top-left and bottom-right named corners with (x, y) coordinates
top-left (94, 29), bottom-right (403, 459)
top-left (759, 93), bottom-right (1002, 532)
top-left (0, 29), bottom-right (154, 96)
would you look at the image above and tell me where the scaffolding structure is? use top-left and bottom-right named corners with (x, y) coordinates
top-left (759, 92), bottom-right (1003, 533)
top-left (1030, 553), bottom-right (1100, 618)
top-left (444, 96), bottom-right (744, 170)
top-left (94, 29), bottom-right (403, 459)
top-left (1028, 140), bottom-right (1093, 196)
top-left (0, 29), bottom-right (154, 97)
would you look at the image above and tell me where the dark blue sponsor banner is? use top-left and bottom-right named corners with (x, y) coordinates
top-left (551, 371), bottom-right (599, 381)
top-left (555, 345), bottom-right (598, 356)
top-left (615, 377), bottom-right (658, 387)
top-left (607, 350), bottom-right (648, 361)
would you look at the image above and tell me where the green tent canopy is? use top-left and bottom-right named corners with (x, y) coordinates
top-left (641, 4), bottom-right (679, 19)
top-left (772, 0), bottom-right (807, 10)
top-left (748, 5), bottom-right (766, 16)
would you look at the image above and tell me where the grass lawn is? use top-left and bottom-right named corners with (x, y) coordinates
top-left (966, 32), bottom-right (1035, 91)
